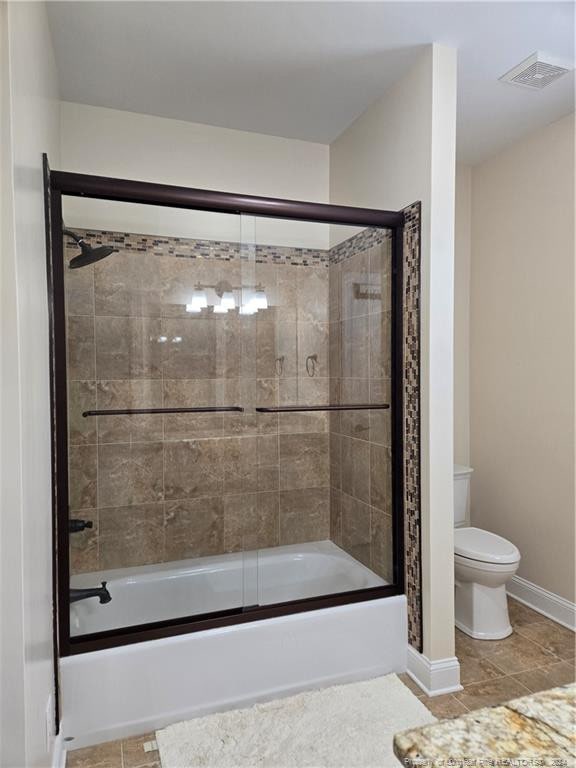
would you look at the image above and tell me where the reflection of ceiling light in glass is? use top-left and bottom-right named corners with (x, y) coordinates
top-left (172, 336), bottom-right (182, 343)
top-left (239, 302), bottom-right (257, 315)
top-left (253, 288), bottom-right (268, 310)
top-left (221, 291), bottom-right (235, 310)
top-left (186, 288), bottom-right (208, 313)
top-left (158, 335), bottom-right (168, 343)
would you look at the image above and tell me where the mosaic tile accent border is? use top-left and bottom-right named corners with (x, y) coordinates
top-left (65, 227), bottom-right (394, 268)
top-left (329, 226), bottom-right (391, 264)
top-left (402, 201), bottom-right (423, 652)
top-left (65, 230), bottom-right (330, 267)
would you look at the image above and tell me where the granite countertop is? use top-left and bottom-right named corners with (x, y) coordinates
top-left (394, 684), bottom-right (575, 767)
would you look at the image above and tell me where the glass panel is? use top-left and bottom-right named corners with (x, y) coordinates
top-left (242, 215), bottom-right (394, 606)
top-left (64, 198), bottom-right (256, 636)
top-left (63, 195), bottom-right (394, 639)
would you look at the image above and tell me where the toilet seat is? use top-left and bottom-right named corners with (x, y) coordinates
top-left (454, 527), bottom-right (520, 565)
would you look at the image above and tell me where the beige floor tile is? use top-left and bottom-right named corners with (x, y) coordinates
top-left (454, 676), bottom-right (531, 711)
top-left (458, 652), bottom-right (505, 686)
top-left (422, 694), bottom-right (469, 720)
top-left (397, 672), bottom-right (425, 698)
top-left (466, 630), bottom-right (557, 674)
top-left (508, 598), bottom-right (548, 628)
top-left (511, 660), bottom-right (576, 694)
top-left (122, 732), bottom-right (160, 768)
top-left (66, 740), bottom-right (122, 768)
top-left (515, 620), bottom-right (576, 660)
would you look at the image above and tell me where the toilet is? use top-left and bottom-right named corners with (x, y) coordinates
top-left (453, 466), bottom-right (521, 640)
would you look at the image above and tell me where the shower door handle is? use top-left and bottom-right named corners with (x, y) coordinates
top-left (82, 406), bottom-right (245, 417)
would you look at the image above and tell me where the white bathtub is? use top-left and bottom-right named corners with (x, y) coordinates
top-left (70, 541), bottom-right (386, 636)
top-left (62, 541), bottom-right (407, 749)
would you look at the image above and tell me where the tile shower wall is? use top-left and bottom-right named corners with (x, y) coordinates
top-left (328, 229), bottom-right (394, 582)
top-left (66, 231), bottom-right (331, 574)
top-left (66, 227), bottom-right (394, 583)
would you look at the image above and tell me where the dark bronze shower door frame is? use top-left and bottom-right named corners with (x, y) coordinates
top-left (44, 154), bottom-right (406, 656)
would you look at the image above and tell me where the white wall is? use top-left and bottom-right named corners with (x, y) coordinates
top-left (454, 165), bottom-right (472, 467)
top-left (331, 44), bottom-right (458, 664)
top-left (60, 102), bottom-right (330, 248)
top-left (1, 2), bottom-right (60, 766)
top-left (470, 113), bottom-right (575, 603)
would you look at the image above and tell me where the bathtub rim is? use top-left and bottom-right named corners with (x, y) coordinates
top-left (66, 581), bottom-right (403, 655)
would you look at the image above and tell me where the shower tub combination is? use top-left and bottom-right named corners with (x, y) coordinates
top-left (45, 159), bottom-right (409, 746)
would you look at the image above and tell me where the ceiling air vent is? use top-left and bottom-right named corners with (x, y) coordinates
top-left (499, 52), bottom-right (571, 89)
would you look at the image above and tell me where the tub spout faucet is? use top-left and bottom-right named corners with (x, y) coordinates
top-left (70, 581), bottom-right (112, 604)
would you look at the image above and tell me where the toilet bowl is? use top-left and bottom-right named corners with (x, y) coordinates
top-left (454, 526), bottom-right (520, 640)
top-left (452, 466), bottom-right (521, 640)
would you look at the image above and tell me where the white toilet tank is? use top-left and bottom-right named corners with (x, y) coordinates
top-left (454, 465), bottom-right (473, 526)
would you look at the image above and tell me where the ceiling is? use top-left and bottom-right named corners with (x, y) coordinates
top-left (48, 1), bottom-right (574, 165)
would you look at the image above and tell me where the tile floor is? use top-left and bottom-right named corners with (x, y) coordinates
top-left (65, 598), bottom-right (575, 768)
top-left (399, 597), bottom-right (575, 719)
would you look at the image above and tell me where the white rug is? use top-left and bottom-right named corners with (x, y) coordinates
top-left (155, 674), bottom-right (436, 768)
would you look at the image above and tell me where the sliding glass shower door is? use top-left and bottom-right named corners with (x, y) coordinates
top-left (61, 192), bottom-right (397, 643)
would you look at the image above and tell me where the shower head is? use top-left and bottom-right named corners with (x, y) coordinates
top-left (63, 228), bottom-right (117, 269)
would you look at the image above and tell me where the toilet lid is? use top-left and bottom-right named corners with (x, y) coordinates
top-left (454, 527), bottom-right (520, 565)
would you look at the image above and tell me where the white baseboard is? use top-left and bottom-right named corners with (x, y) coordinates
top-left (507, 576), bottom-right (576, 631)
top-left (406, 646), bottom-right (462, 697)
top-left (52, 732), bottom-right (66, 768)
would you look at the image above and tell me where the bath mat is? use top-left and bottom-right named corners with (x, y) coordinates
top-left (155, 674), bottom-right (435, 767)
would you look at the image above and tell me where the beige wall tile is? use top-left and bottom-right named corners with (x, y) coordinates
top-left (65, 258), bottom-right (95, 317)
top-left (95, 317), bottom-right (162, 379)
top-left (279, 487), bottom-right (329, 545)
top-left (224, 492), bottom-right (279, 551)
top-left (256, 435), bottom-right (279, 466)
top-left (328, 262), bottom-right (341, 323)
top-left (164, 439), bottom-right (223, 500)
top-left (164, 497), bottom-right (224, 560)
top-left (161, 317), bottom-right (216, 379)
top-left (222, 436), bottom-right (260, 495)
top-left (368, 378), bottom-right (391, 446)
top-left (330, 488), bottom-right (342, 546)
top-left (96, 380), bottom-right (163, 443)
top-left (276, 267), bottom-right (297, 322)
top-left (340, 378), bottom-right (370, 439)
top-left (341, 436), bottom-right (370, 504)
top-left (297, 266), bottom-right (328, 323)
top-left (279, 433), bottom-right (329, 490)
top-left (329, 433), bottom-right (341, 490)
top-left (368, 241), bottom-right (392, 315)
top-left (68, 315), bottom-right (95, 380)
top-left (370, 507), bottom-right (393, 581)
top-left (69, 509), bottom-right (99, 575)
top-left (69, 380), bottom-right (97, 445)
top-left (370, 443), bottom-right (392, 512)
top-left (297, 321), bottom-right (328, 378)
top-left (341, 492), bottom-right (371, 566)
top-left (215, 314), bottom-right (242, 378)
top-left (94, 251), bottom-right (162, 317)
top-left (341, 315), bottom-right (369, 378)
top-left (369, 311), bottom-right (391, 379)
top-left (99, 503), bottom-right (165, 569)
top-left (341, 249), bottom-right (370, 319)
top-left (161, 255), bottom-right (211, 318)
top-left (69, 444), bottom-right (98, 509)
top-left (98, 442), bottom-right (164, 507)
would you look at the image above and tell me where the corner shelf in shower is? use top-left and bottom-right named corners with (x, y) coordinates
top-left (255, 404), bottom-right (390, 413)
top-left (82, 406), bottom-right (245, 417)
